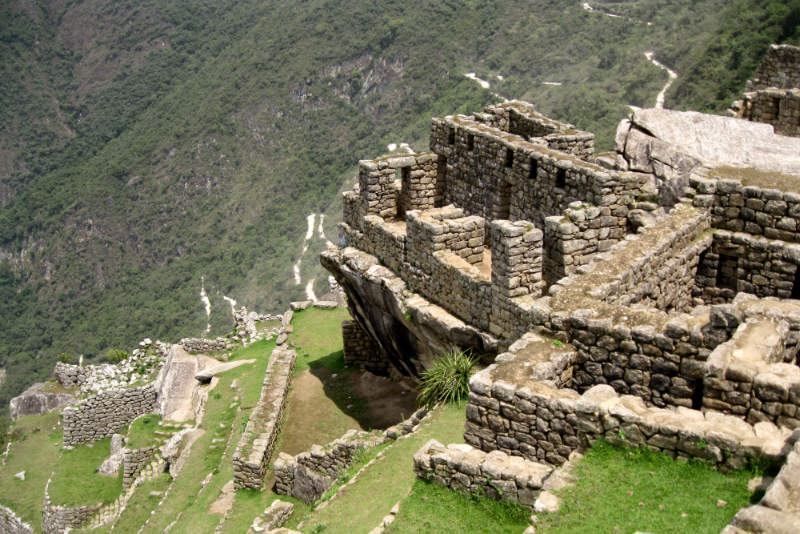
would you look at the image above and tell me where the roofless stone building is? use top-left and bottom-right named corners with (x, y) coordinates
top-left (322, 45), bottom-right (800, 532)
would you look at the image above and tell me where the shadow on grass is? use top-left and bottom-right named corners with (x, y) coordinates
top-left (308, 350), bottom-right (418, 431)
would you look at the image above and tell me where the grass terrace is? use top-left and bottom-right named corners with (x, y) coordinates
top-left (48, 437), bottom-right (123, 507)
top-left (0, 411), bottom-right (62, 533)
top-left (126, 414), bottom-right (164, 449)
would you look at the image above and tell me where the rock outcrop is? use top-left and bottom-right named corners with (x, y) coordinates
top-left (9, 382), bottom-right (74, 420)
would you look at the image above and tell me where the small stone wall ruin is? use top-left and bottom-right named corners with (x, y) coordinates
top-left (54, 362), bottom-right (89, 388)
top-left (62, 384), bottom-right (158, 445)
top-left (42, 482), bottom-right (102, 534)
top-left (122, 445), bottom-right (158, 489)
top-left (342, 320), bottom-right (387, 374)
top-left (0, 504), bottom-right (33, 534)
top-left (232, 346), bottom-right (296, 490)
top-left (274, 408), bottom-right (429, 503)
top-left (412, 439), bottom-right (554, 508)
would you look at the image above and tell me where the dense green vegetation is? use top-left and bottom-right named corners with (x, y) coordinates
top-left (0, 0), bottom-right (798, 413)
top-left (416, 349), bottom-right (477, 407)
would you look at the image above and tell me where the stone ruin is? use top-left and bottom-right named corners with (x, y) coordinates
top-left (322, 46), bottom-right (800, 530)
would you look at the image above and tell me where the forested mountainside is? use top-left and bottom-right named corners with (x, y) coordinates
top-left (0, 0), bottom-right (798, 414)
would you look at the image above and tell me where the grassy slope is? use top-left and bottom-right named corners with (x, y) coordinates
top-left (48, 437), bottom-right (123, 507)
top-left (535, 441), bottom-right (758, 534)
top-left (0, 412), bottom-right (61, 533)
top-left (299, 403), bottom-right (467, 534)
top-left (385, 479), bottom-right (530, 534)
top-left (3, 0), bottom-right (796, 411)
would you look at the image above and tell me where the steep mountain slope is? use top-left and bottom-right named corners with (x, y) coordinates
top-left (0, 0), bottom-right (797, 413)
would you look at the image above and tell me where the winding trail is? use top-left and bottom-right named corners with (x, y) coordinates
top-left (222, 296), bottom-right (237, 318)
top-left (463, 72), bottom-right (508, 102)
top-left (199, 276), bottom-right (211, 335)
top-left (644, 51), bottom-right (677, 109)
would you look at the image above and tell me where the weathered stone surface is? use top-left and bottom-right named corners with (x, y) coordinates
top-left (0, 504), bottom-right (33, 534)
top-left (624, 108), bottom-right (800, 177)
top-left (9, 383), bottom-right (74, 420)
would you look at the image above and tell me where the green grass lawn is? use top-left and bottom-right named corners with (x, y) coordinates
top-left (48, 437), bottom-right (123, 507)
top-left (386, 479), bottom-right (530, 534)
top-left (126, 414), bottom-right (163, 449)
top-left (0, 411), bottom-right (62, 533)
top-left (535, 441), bottom-right (760, 534)
top-left (290, 307), bottom-right (352, 373)
top-left (139, 339), bottom-right (276, 534)
top-left (298, 403), bottom-right (467, 534)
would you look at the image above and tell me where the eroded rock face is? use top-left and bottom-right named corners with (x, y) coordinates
top-left (9, 383), bottom-right (74, 420)
top-left (618, 109), bottom-right (800, 178)
top-left (321, 247), bottom-right (497, 377)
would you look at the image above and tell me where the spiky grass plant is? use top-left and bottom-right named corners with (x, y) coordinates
top-left (417, 349), bottom-right (478, 408)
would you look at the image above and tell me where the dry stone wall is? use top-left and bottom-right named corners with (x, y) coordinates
top-left (274, 408), bottom-right (428, 503)
top-left (357, 153), bottom-right (442, 220)
top-left (342, 320), bottom-right (388, 374)
top-left (704, 319), bottom-right (800, 428)
top-left (748, 44), bottom-right (800, 91)
top-left (42, 483), bottom-right (102, 534)
top-left (690, 170), bottom-right (800, 243)
top-left (62, 384), bottom-right (158, 445)
top-left (232, 347), bottom-right (296, 490)
top-left (543, 201), bottom-right (628, 285)
top-left (54, 362), bottom-right (89, 388)
top-left (467, 364), bottom-right (792, 469)
top-left (122, 446), bottom-right (158, 489)
top-left (739, 88), bottom-right (800, 137)
top-left (412, 439), bottom-right (554, 507)
top-left (694, 230), bottom-right (800, 303)
top-left (180, 337), bottom-right (234, 353)
top-left (724, 431), bottom-right (800, 534)
top-left (0, 504), bottom-right (33, 534)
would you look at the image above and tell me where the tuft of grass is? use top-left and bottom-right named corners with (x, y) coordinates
top-left (535, 441), bottom-right (760, 534)
top-left (417, 349), bottom-right (477, 408)
top-left (385, 478), bottom-right (530, 534)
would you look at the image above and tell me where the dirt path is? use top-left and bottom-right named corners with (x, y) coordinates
top-left (644, 51), bottom-right (678, 109)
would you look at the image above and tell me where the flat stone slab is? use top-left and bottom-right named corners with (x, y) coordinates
top-left (195, 359), bottom-right (255, 383)
top-left (627, 108), bottom-right (800, 176)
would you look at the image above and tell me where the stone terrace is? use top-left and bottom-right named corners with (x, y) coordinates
top-left (325, 80), bottom-right (800, 529)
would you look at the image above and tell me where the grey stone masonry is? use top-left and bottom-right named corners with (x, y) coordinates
top-left (62, 384), bottom-right (158, 445)
top-left (342, 320), bottom-right (388, 374)
top-left (725, 431), bottom-right (800, 534)
top-left (122, 446), bottom-right (158, 489)
top-left (689, 169), bottom-right (800, 243)
top-left (42, 482), bottom-right (102, 534)
top-left (180, 337), bottom-right (234, 353)
top-left (54, 362), bottom-right (89, 388)
top-left (247, 500), bottom-right (294, 534)
top-left (694, 229), bottom-right (800, 303)
top-left (233, 346), bottom-right (296, 490)
top-left (747, 44), bottom-right (800, 91)
top-left (430, 108), bottom-right (648, 229)
top-left (704, 318), bottom-right (800, 428)
top-left (0, 504), bottom-right (33, 534)
top-left (543, 200), bottom-right (628, 285)
top-left (467, 361), bottom-right (793, 469)
top-left (739, 88), bottom-right (800, 138)
top-left (274, 408), bottom-right (429, 502)
top-left (413, 439), bottom-right (554, 508)
top-left (357, 153), bottom-right (442, 221)
top-left (475, 100), bottom-right (595, 161)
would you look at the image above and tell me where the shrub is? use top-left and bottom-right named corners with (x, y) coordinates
top-left (417, 349), bottom-right (478, 407)
top-left (105, 348), bottom-right (130, 364)
top-left (57, 352), bottom-right (76, 364)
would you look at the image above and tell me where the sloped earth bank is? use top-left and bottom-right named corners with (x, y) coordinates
top-left (279, 367), bottom-right (417, 456)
